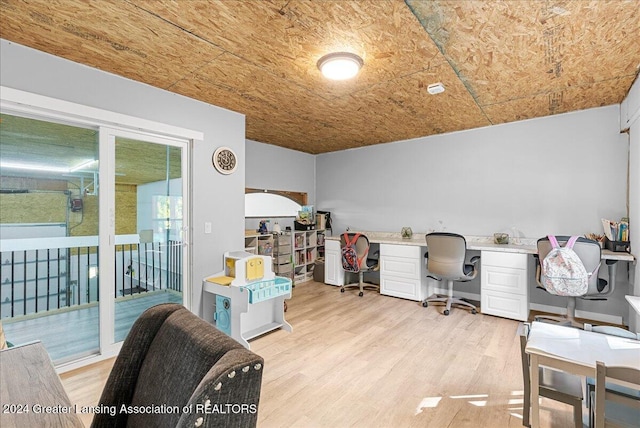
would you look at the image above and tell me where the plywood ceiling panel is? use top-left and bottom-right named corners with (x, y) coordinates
top-left (0, 0), bottom-right (638, 155)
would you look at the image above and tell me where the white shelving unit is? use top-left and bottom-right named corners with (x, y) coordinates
top-left (244, 231), bottom-right (260, 254)
top-left (293, 229), bottom-right (323, 283)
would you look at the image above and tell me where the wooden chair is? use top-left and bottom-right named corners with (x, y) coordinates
top-left (593, 361), bottom-right (640, 428)
top-left (519, 323), bottom-right (584, 428)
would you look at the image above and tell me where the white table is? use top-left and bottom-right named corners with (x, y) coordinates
top-left (524, 321), bottom-right (640, 427)
top-left (626, 295), bottom-right (640, 316)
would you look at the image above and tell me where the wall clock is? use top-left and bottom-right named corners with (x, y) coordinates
top-left (212, 146), bottom-right (237, 175)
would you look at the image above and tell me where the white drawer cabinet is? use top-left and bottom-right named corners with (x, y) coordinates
top-left (324, 239), bottom-right (344, 286)
top-left (380, 244), bottom-right (426, 301)
top-left (481, 251), bottom-right (529, 321)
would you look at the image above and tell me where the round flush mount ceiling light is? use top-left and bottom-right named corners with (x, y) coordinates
top-left (317, 52), bottom-right (363, 80)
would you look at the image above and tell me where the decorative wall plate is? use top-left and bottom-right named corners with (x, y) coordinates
top-left (212, 146), bottom-right (237, 175)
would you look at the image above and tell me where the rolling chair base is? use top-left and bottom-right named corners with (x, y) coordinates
top-left (533, 314), bottom-right (583, 329)
top-left (340, 282), bottom-right (380, 297)
top-left (422, 293), bottom-right (477, 316)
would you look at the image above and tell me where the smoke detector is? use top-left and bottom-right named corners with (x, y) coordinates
top-left (427, 82), bottom-right (445, 95)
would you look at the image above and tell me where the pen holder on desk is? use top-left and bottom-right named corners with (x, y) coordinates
top-left (604, 236), bottom-right (630, 253)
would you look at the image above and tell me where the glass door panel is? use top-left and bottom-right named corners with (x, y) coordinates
top-left (113, 136), bottom-right (184, 342)
top-left (0, 113), bottom-right (100, 364)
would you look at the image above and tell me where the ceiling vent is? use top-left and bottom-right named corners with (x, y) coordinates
top-left (427, 82), bottom-right (445, 95)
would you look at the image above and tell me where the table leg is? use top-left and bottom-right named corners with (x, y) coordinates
top-left (530, 353), bottom-right (540, 428)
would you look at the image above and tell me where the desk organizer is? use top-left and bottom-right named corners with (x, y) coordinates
top-left (604, 237), bottom-right (630, 253)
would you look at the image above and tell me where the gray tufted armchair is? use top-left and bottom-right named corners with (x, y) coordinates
top-left (91, 303), bottom-right (264, 428)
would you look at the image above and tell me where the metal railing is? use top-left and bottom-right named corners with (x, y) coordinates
top-left (0, 235), bottom-right (182, 319)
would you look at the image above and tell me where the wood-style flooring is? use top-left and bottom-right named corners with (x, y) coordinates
top-left (62, 281), bottom-right (580, 428)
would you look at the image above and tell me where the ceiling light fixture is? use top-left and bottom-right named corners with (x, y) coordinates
top-left (317, 52), bottom-right (363, 80)
top-left (427, 82), bottom-right (446, 95)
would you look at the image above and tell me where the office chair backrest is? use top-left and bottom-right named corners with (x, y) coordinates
top-left (340, 233), bottom-right (370, 270)
top-left (425, 232), bottom-right (468, 280)
top-left (537, 236), bottom-right (602, 295)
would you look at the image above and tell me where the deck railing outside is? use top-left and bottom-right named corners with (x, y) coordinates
top-left (0, 235), bottom-right (182, 319)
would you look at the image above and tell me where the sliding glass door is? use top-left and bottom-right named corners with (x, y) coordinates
top-left (0, 113), bottom-right (101, 363)
top-left (99, 128), bottom-right (188, 349)
top-left (111, 133), bottom-right (185, 342)
top-left (1, 113), bottom-right (189, 364)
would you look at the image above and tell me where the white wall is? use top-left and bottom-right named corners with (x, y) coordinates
top-left (621, 76), bottom-right (640, 332)
top-left (245, 139), bottom-right (316, 232)
top-left (316, 105), bottom-right (631, 322)
top-left (0, 39), bottom-right (246, 316)
top-left (316, 105), bottom-right (627, 239)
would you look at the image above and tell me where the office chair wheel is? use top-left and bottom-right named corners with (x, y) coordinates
top-left (422, 301), bottom-right (428, 307)
top-left (443, 310), bottom-right (450, 316)
top-left (471, 309), bottom-right (477, 314)
top-left (340, 288), bottom-right (345, 293)
top-left (358, 291), bottom-right (363, 297)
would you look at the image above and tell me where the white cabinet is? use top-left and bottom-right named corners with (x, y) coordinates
top-left (380, 244), bottom-right (426, 301)
top-left (481, 251), bottom-right (529, 321)
top-left (324, 239), bottom-right (344, 286)
top-left (244, 232), bottom-right (259, 254)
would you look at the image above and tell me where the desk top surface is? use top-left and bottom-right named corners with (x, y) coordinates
top-left (326, 231), bottom-right (635, 262)
top-left (525, 321), bottom-right (640, 369)
top-left (626, 295), bottom-right (640, 315)
top-left (0, 342), bottom-right (83, 427)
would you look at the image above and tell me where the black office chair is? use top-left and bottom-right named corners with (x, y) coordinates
top-left (422, 232), bottom-right (479, 315)
top-left (534, 235), bottom-right (607, 328)
top-left (339, 232), bottom-right (379, 297)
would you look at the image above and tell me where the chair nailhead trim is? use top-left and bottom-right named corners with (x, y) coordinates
top-left (214, 382), bottom-right (222, 391)
top-left (195, 416), bottom-right (204, 427)
top-left (242, 366), bottom-right (250, 372)
top-left (254, 363), bottom-right (262, 370)
top-left (228, 370), bottom-right (236, 378)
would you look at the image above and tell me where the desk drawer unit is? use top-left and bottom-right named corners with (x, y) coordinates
top-left (324, 239), bottom-right (344, 286)
top-left (481, 251), bottom-right (529, 321)
top-left (380, 244), bottom-right (426, 301)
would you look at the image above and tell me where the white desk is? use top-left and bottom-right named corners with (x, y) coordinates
top-left (525, 321), bottom-right (640, 428)
top-left (325, 232), bottom-right (635, 320)
top-left (626, 295), bottom-right (640, 316)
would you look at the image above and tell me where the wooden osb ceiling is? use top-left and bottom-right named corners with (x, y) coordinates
top-left (1, 0), bottom-right (638, 154)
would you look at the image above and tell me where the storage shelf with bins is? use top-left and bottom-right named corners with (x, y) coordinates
top-left (293, 230), bottom-right (323, 283)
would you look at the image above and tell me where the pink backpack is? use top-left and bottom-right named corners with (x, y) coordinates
top-left (540, 235), bottom-right (593, 296)
top-left (341, 233), bottom-right (366, 273)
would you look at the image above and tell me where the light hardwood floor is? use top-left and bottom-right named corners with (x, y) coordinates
top-left (61, 281), bottom-right (579, 428)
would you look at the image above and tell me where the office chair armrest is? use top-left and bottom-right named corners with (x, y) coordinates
top-left (469, 255), bottom-right (480, 266)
